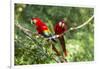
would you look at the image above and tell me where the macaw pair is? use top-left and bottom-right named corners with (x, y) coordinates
top-left (31, 18), bottom-right (67, 57)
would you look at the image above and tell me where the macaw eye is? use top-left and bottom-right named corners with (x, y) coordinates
top-left (59, 22), bottom-right (62, 27)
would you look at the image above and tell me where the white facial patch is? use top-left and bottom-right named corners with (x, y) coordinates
top-left (59, 22), bottom-right (62, 27)
top-left (62, 23), bottom-right (65, 27)
top-left (33, 19), bottom-right (37, 23)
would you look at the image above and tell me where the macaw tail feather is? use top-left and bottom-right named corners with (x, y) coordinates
top-left (58, 36), bottom-right (67, 57)
top-left (52, 44), bottom-right (61, 56)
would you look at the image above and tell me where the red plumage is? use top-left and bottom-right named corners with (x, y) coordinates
top-left (31, 18), bottom-right (49, 34)
top-left (54, 20), bottom-right (67, 34)
top-left (54, 20), bottom-right (67, 57)
top-left (31, 18), bottom-right (57, 42)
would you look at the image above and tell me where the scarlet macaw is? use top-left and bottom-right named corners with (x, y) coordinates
top-left (54, 19), bottom-right (67, 57)
top-left (31, 18), bottom-right (55, 40)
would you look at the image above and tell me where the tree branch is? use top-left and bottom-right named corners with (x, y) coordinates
top-left (15, 23), bottom-right (32, 37)
top-left (69, 15), bottom-right (94, 31)
top-left (15, 15), bottom-right (94, 42)
top-left (15, 23), bottom-right (42, 45)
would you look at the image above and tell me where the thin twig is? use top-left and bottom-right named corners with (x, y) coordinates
top-left (15, 23), bottom-right (42, 46)
top-left (69, 15), bottom-right (94, 31)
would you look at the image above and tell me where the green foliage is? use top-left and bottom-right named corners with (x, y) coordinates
top-left (14, 3), bottom-right (94, 65)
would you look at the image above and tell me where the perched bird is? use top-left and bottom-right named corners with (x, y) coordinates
top-left (31, 18), bottom-right (61, 56)
top-left (54, 19), bottom-right (67, 57)
top-left (31, 18), bottom-right (55, 40)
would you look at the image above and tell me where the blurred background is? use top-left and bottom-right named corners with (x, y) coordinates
top-left (14, 3), bottom-right (94, 65)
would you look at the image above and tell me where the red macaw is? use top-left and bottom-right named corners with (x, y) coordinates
top-left (31, 18), bottom-right (61, 56)
top-left (54, 19), bottom-right (67, 57)
top-left (31, 18), bottom-right (50, 37)
top-left (31, 18), bottom-right (55, 40)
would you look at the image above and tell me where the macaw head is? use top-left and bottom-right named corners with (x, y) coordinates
top-left (31, 18), bottom-right (42, 24)
top-left (58, 20), bottom-right (65, 28)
